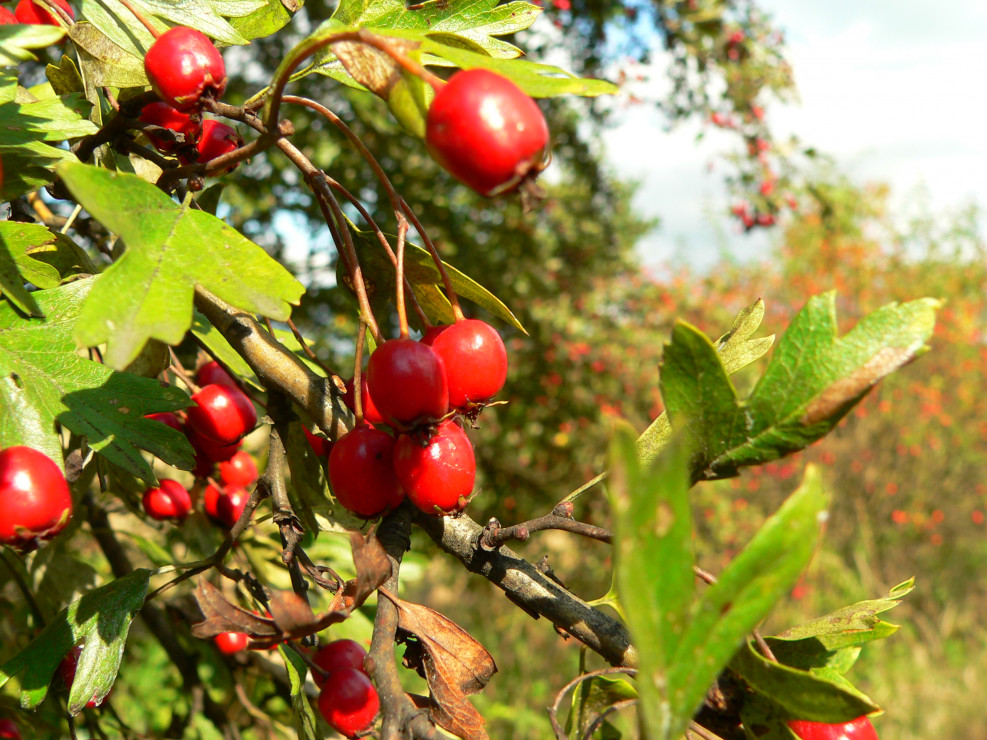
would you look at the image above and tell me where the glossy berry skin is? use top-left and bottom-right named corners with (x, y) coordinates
top-left (0, 7), bottom-right (19, 24)
top-left (14, 0), bottom-right (73, 25)
top-left (788, 716), bottom-right (878, 740)
top-left (203, 483), bottom-right (249, 528)
top-left (139, 102), bottom-right (200, 153)
top-left (144, 26), bottom-right (227, 112)
top-left (426, 68), bottom-right (549, 196)
top-left (428, 319), bottom-right (507, 408)
top-left (186, 383), bottom-right (256, 446)
top-left (218, 450), bottom-right (258, 488)
top-left (142, 479), bottom-right (192, 521)
top-left (214, 631), bottom-right (249, 655)
top-left (188, 427), bottom-right (241, 466)
top-left (196, 360), bottom-right (236, 387)
top-left (393, 421), bottom-right (475, 514)
top-left (180, 119), bottom-right (242, 174)
top-left (328, 426), bottom-right (404, 518)
top-left (311, 639), bottom-right (368, 688)
top-left (367, 338), bottom-right (448, 426)
top-left (0, 446), bottom-right (72, 549)
top-left (317, 667), bottom-right (379, 738)
top-left (343, 377), bottom-right (385, 425)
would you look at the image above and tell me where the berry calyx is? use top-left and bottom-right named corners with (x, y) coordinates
top-left (196, 360), bottom-right (236, 387)
top-left (218, 450), bottom-right (258, 488)
top-left (181, 120), bottom-right (242, 173)
top-left (393, 421), bottom-right (475, 515)
top-left (14, 0), bottom-right (73, 26)
top-left (788, 716), bottom-right (879, 740)
top-left (317, 667), bottom-right (379, 738)
top-left (0, 446), bottom-right (72, 549)
top-left (142, 479), bottom-right (193, 521)
top-left (367, 338), bottom-right (448, 426)
top-left (0, 7), bottom-right (19, 24)
top-left (426, 68), bottom-right (549, 197)
top-left (144, 26), bottom-right (227, 112)
top-left (203, 483), bottom-right (249, 528)
top-left (139, 102), bottom-right (201, 154)
top-left (328, 425), bottom-right (405, 518)
top-left (214, 631), bottom-right (249, 655)
top-left (311, 639), bottom-right (368, 688)
top-left (427, 319), bottom-right (508, 409)
top-left (343, 376), bottom-right (385, 426)
top-left (186, 383), bottom-right (257, 446)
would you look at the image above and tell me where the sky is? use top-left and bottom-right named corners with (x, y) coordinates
top-left (602, 0), bottom-right (987, 270)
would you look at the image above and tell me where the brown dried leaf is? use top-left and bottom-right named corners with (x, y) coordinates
top-left (267, 590), bottom-right (318, 639)
top-left (190, 580), bottom-right (277, 639)
top-left (343, 530), bottom-right (391, 609)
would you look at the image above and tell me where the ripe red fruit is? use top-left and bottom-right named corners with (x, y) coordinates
top-left (0, 7), bottom-right (19, 24)
top-left (0, 446), bottom-right (72, 549)
top-left (427, 319), bottom-right (507, 408)
top-left (14, 0), bottom-right (73, 25)
top-left (317, 667), bottom-right (379, 738)
top-left (788, 716), bottom-right (878, 740)
top-left (420, 324), bottom-right (449, 345)
top-left (311, 639), bottom-right (368, 688)
top-left (218, 450), bottom-right (258, 488)
top-left (0, 719), bottom-right (21, 739)
top-left (139, 102), bottom-right (201, 153)
top-left (181, 120), bottom-right (242, 173)
top-left (142, 479), bottom-right (193, 521)
top-left (214, 631), bottom-right (249, 655)
top-left (367, 338), bottom-right (448, 426)
top-left (196, 360), bottom-right (236, 387)
top-left (146, 411), bottom-right (183, 433)
top-left (203, 483), bottom-right (249, 528)
top-left (328, 425), bottom-right (405, 518)
top-left (393, 421), bottom-right (475, 514)
top-left (303, 426), bottom-right (331, 457)
top-left (426, 68), bottom-right (549, 197)
top-left (186, 383), bottom-right (256, 446)
top-left (144, 27), bottom-right (227, 112)
top-left (187, 426), bottom-right (241, 464)
top-left (343, 377), bottom-right (385, 425)
top-left (57, 646), bottom-right (100, 708)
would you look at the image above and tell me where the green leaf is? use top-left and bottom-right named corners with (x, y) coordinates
top-left (46, 54), bottom-right (85, 96)
top-left (0, 569), bottom-right (151, 713)
top-left (0, 140), bottom-right (73, 202)
top-left (0, 232), bottom-right (42, 317)
top-left (190, 310), bottom-right (263, 390)
top-left (0, 25), bottom-right (66, 66)
top-left (0, 94), bottom-right (97, 146)
top-left (566, 671), bottom-right (637, 739)
top-left (281, 646), bottom-right (320, 740)
top-left (229, 0), bottom-right (299, 41)
top-left (0, 222), bottom-right (96, 310)
top-left (57, 162), bottom-right (305, 369)
top-left (69, 22), bottom-right (149, 88)
top-left (660, 294), bottom-right (939, 480)
top-left (0, 279), bottom-right (194, 482)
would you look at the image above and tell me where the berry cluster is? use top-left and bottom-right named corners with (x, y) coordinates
top-left (328, 319), bottom-right (507, 518)
top-left (311, 640), bottom-right (379, 738)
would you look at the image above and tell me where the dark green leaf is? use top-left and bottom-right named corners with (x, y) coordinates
top-left (0, 140), bottom-right (72, 202)
top-left (57, 162), bottom-right (305, 369)
top-left (566, 671), bottom-right (637, 739)
top-left (281, 646), bottom-right (320, 740)
top-left (190, 310), bottom-right (264, 391)
top-left (0, 570), bottom-right (151, 713)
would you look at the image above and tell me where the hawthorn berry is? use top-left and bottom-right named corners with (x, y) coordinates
top-left (186, 383), bottom-right (256, 446)
top-left (0, 446), bottom-right (72, 549)
top-left (427, 319), bottom-right (507, 409)
top-left (367, 338), bottom-right (448, 426)
top-left (420, 324), bottom-right (449, 345)
top-left (146, 411), bottom-right (183, 433)
top-left (144, 26), bottom-right (227, 112)
top-left (393, 420), bottom-right (475, 514)
top-left (139, 102), bottom-right (200, 153)
top-left (788, 716), bottom-right (878, 740)
top-left (0, 7), bottom-right (18, 24)
top-left (142, 479), bottom-right (193, 521)
top-left (187, 426), bottom-right (242, 463)
top-left (343, 376), bottom-right (385, 425)
top-left (181, 120), bottom-right (242, 173)
top-left (214, 631), bottom-right (249, 655)
top-left (317, 667), bottom-right (379, 738)
top-left (311, 639), bottom-right (368, 688)
top-left (14, 0), bottom-right (73, 26)
top-left (218, 450), bottom-right (258, 488)
top-left (196, 360), bottom-right (236, 387)
top-left (203, 483), bottom-right (249, 528)
top-left (426, 68), bottom-right (549, 197)
top-left (303, 426), bottom-right (331, 457)
top-left (328, 425), bottom-right (405, 518)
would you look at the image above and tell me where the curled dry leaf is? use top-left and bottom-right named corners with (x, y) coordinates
top-left (190, 580), bottom-right (278, 640)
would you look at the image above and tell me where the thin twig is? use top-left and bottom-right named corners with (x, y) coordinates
top-left (547, 666), bottom-right (637, 740)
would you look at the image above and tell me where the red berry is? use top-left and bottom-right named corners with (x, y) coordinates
top-left (139, 102), bottom-right (201, 154)
top-left (393, 421), bottom-right (475, 514)
top-left (0, 7), bottom-right (19, 24)
top-left (303, 426), bottom-right (331, 457)
top-left (0, 446), bottom-right (72, 549)
top-left (420, 324), bottom-right (449, 346)
top-left (142, 479), bottom-right (192, 521)
top-left (218, 450), bottom-right (258, 488)
top-left (788, 717), bottom-right (878, 740)
top-left (343, 377), bottom-right (385, 425)
top-left (187, 426), bottom-right (242, 464)
top-left (144, 26), bottom-right (227, 112)
top-left (428, 319), bottom-right (507, 408)
top-left (0, 719), bottom-right (22, 740)
top-left (328, 426), bottom-right (405, 518)
top-left (367, 338), bottom-right (448, 426)
top-left (214, 631), bottom-right (249, 655)
top-left (196, 360), bottom-right (236, 387)
top-left (14, 0), bottom-right (73, 25)
top-left (311, 639), bottom-right (368, 688)
top-left (146, 411), bottom-right (183, 433)
top-left (317, 667), bottom-right (379, 738)
top-left (203, 483), bottom-right (249, 528)
top-left (426, 69), bottom-right (549, 197)
top-left (186, 383), bottom-right (256, 446)
top-left (181, 120), bottom-right (242, 173)
top-left (57, 646), bottom-right (100, 708)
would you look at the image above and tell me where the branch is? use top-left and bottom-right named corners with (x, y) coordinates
top-left (410, 509), bottom-right (636, 668)
top-left (478, 502), bottom-right (612, 549)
